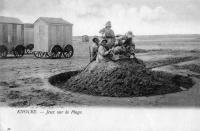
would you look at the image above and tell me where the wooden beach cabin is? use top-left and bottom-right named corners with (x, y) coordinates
top-left (0, 16), bottom-right (25, 58)
top-left (33, 17), bottom-right (74, 58)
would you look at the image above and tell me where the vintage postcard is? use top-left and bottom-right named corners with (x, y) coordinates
top-left (0, 0), bottom-right (200, 130)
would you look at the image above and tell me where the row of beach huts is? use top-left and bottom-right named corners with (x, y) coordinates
top-left (0, 16), bottom-right (74, 59)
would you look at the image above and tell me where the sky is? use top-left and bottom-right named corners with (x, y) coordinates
top-left (0, 0), bottom-right (200, 36)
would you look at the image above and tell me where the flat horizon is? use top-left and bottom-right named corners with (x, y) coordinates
top-left (1, 0), bottom-right (200, 35)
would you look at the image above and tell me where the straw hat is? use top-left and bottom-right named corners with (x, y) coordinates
top-left (100, 39), bottom-right (108, 44)
top-left (126, 31), bottom-right (134, 38)
top-left (92, 37), bottom-right (100, 44)
top-left (105, 21), bottom-right (111, 27)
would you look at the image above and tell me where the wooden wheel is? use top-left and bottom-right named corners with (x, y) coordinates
top-left (26, 44), bottom-right (34, 54)
top-left (33, 51), bottom-right (44, 58)
top-left (0, 45), bottom-right (8, 58)
top-left (51, 45), bottom-right (63, 59)
top-left (63, 44), bottom-right (74, 58)
top-left (13, 45), bottom-right (25, 58)
top-left (43, 52), bottom-right (52, 58)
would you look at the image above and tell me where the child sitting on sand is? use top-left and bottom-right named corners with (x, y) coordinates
top-left (111, 31), bottom-right (136, 59)
top-left (96, 39), bottom-right (112, 63)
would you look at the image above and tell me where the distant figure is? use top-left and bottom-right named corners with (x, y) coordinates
top-left (96, 39), bottom-right (112, 63)
top-left (82, 35), bottom-right (89, 42)
top-left (99, 21), bottom-right (115, 49)
top-left (90, 37), bottom-right (100, 62)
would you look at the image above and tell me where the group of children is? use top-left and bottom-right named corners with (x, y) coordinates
top-left (90, 21), bottom-right (136, 63)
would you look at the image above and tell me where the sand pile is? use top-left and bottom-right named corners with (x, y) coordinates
top-left (57, 59), bottom-right (193, 97)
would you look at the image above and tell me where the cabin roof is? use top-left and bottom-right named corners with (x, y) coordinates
top-left (35, 17), bottom-right (73, 25)
top-left (0, 16), bottom-right (23, 24)
top-left (24, 23), bottom-right (34, 28)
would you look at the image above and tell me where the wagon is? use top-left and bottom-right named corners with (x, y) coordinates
top-left (24, 23), bottom-right (34, 54)
top-left (0, 16), bottom-right (25, 58)
top-left (33, 17), bottom-right (74, 59)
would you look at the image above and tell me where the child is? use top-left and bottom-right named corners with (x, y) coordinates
top-left (96, 39), bottom-right (112, 63)
top-left (90, 37), bottom-right (99, 62)
top-left (123, 31), bottom-right (136, 58)
top-left (99, 21), bottom-right (115, 49)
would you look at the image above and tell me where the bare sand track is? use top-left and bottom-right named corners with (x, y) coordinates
top-left (0, 49), bottom-right (200, 107)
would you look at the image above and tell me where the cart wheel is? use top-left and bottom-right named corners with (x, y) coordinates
top-left (0, 45), bottom-right (8, 58)
top-left (26, 44), bottom-right (34, 54)
top-left (43, 52), bottom-right (51, 59)
top-left (51, 45), bottom-right (63, 59)
top-left (63, 44), bottom-right (74, 58)
top-left (33, 51), bottom-right (44, 58)
top-left (13, 45), bottom-right (25, 58)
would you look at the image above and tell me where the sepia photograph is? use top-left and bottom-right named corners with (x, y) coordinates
top-left (0, 0), bottom-right (200, 130)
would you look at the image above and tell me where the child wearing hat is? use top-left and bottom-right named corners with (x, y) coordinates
top-left (99, 21), bottom-right (115, 49)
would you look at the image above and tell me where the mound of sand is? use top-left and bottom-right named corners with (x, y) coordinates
top-left (59, 59), bottom-right (193, 97)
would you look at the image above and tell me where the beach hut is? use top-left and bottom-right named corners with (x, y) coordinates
top-left (33, 17), bottom-right (74, 58)
top-left (0, 16), bottom-right (25, 58)
top-left (24, 23), bottom-right (34, 54)
top-left (82, 35), bottom-right (89, 42)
